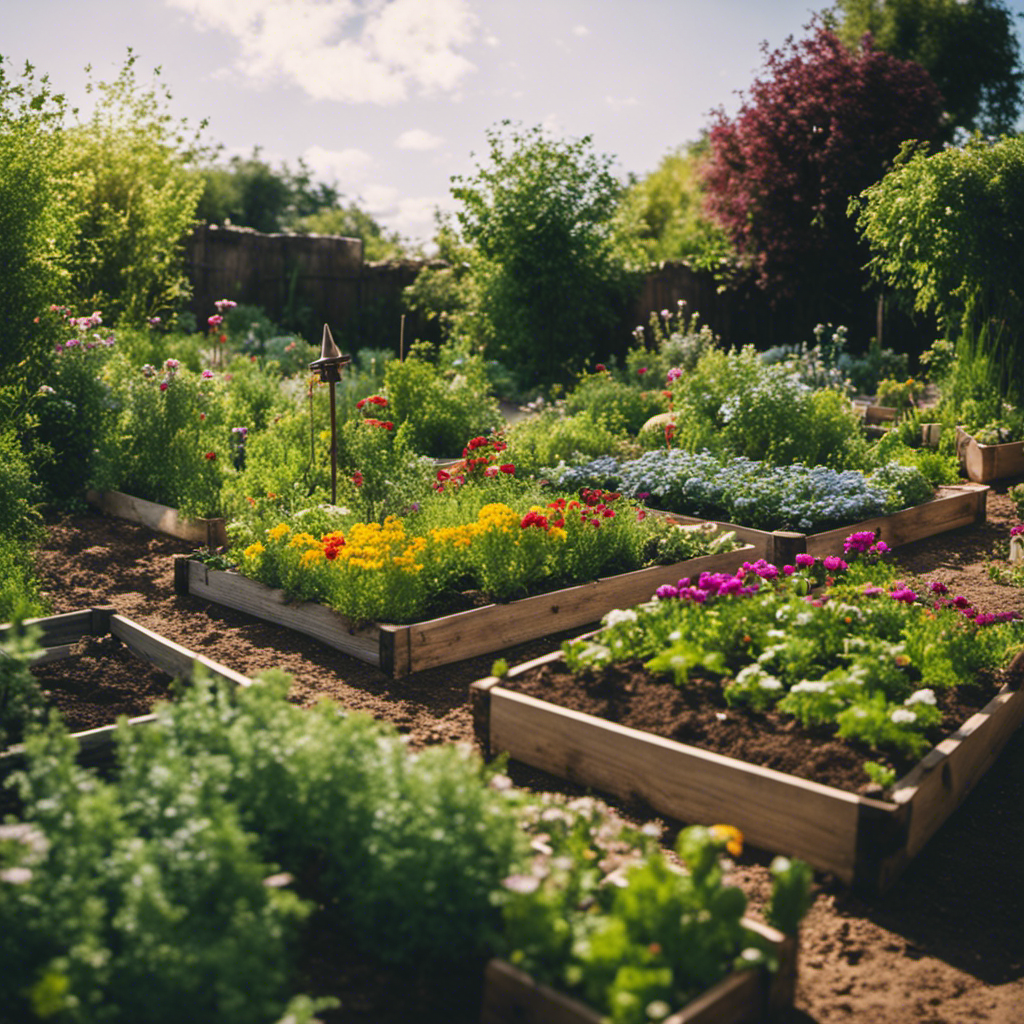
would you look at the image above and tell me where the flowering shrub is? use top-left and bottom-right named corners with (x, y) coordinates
top-left (563, 535), bottom-right (1023, 779)
top-left (556, 449), bottom-right (932, 533)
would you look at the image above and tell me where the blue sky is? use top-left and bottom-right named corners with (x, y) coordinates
top-left (5, 0), bottom-right (1024, 246)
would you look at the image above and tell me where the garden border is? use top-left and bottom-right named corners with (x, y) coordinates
top-left (653, 483), bottom-right (987, 563)
top-left (955, 427), bottom-right (1024, 484)
top-left (470, 647), bottom-right (1024, 894)
top-left (173, 545), bottom-right (755, 678)
top-left (86, 489), bottom-right (228, 548)
top-left (0, 608), bottom-right (251, 782)
top-left (480, 917), bottom-right (796, 1024)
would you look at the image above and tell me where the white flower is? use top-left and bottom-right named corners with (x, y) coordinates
top-left (905, 688), bottom-right (937, 707)
top-left (602, 608), bottom-right (638, 627)
top-left (891, 708), bottom-right (917, 725)
top-left (790, 680), bottom-right (831, 694)
top-left (758, 677), bottom-right (783, 691)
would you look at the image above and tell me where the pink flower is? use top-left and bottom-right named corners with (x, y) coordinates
top-left (667, 367), bottom-right (683, 382)
top-left (201, 369), bottom-right (214, 379)
top-left (594, 363), bottom-right (607, 373)
top-left (484, 466), bottom-right (499, 477)
top-left (208, 314), bottom-right (224, 327)
top-left (823, 556), bottom-right (848, 572)
top-left (159, 382), bottom-right (169, 391)
top-left (795, 553), bottom-right (816, 568)
top-left (637, 367), bottom-right (648, 375)
top-left (889, 587), bottom-right (918, 604)
top-left (928, 580), bottom-right (949, 595)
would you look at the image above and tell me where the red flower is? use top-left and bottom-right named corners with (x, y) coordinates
top-left (159, 382), bottom-right (169, 392)
top-left (219, 334), bottom-right (227, 344)
top-left (436, 469), bottom-right (451, 482)
top-left (353, 471), bottom-right (363, 487)
top-left (520, 511), bottom-right (549, 530)
top-left (499, 463), bottom-right (515, 474)
top-left (369, 395), bottom-right (387, 406)
top-left (484, 466), bottom-right (499, 477)
top-left (356, 398), bottom-right (366, 409)
top-left (322, 532), bottom-right (345, 560)
top-left (205, 451), bottom-right (217, 461)
top-left (594, 363), bottom-right (607, 372)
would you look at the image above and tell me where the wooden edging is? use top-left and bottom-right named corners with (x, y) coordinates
top-left (0, 608), bottom-right (252, 783)
top-left (655, 483), bottom-right (988, 562)
top-left (173, 543), bottom-right (755, 678)
top-left (471, 649), bottom-right (1024, 894)
top-left (955, 427), bottom-right (1024, 484)
top-left (480, 918), bottom-right (796, 1024)
top-left (86, 489), bottom-right (227, 548)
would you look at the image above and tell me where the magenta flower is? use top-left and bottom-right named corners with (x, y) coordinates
top-left (159, 382), bottom-right (169, 392)
top-left (782, 564), bottom-right (796, 576)
top-left (927, 580), bottom-right (949, 595)
top-left (208, 314), bottom-right (224, 327)
top-left (667, 366), bottom-right (683, 382)
top-left (655, 584), bottom-right (679, 600)
top-left (842, 531), bottom-right (876, 554)
top-left (889, 587), bottom-right (918, 604)
top-left (1011, 524), bottom-right (1024, 537)
top-left (862, 585), bottom-right (884, 597)
top-left (871, 541), bottom-right (890, 555)
top-left (201, 369), bottom-right (214, 379)
top-left (823, 556), bottom-right (848, 572)
top-left (795, 553), bottom-right (816, 568)
top-left (637, 367), bottom-right (648, 375)
top-left (952, 595), bottom-right (972, 609)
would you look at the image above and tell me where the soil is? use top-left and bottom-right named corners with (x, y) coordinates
top-left (23, 484), bottom-right (1024, 1023)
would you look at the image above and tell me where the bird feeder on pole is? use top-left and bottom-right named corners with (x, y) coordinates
top-left (309, 324), bottom-right (351, 504)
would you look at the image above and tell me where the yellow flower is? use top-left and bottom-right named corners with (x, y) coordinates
top-left (243, 541), bottom-right (265, 559)
top-left (300, 548), bottom-right (324, 567)
top-left (288, 531), bottom-right (319, 549)
top-left (709, 824), bottom-right (744, 857)
top-left (549, 527), bottom-right (568, 543)
top-left (267, 523), bottom-right (290, 542)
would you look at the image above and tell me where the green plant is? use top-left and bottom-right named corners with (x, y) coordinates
top-left (504, 408), bottom-right (635, 478)
top-left (0, 622), bottom-right (48, 750)
top-left (564, 368), bottom-right (666, 437)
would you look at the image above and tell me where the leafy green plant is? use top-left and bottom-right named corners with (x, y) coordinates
top-left (564, 367), bottom-right (666, 437)
top-left (504, 408), bottom-right (635, 478)
top-left (0, 622), bottom-right (48, 751)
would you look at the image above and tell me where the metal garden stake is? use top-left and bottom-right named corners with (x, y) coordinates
top-left (309, 324), bottom-right (351, 504)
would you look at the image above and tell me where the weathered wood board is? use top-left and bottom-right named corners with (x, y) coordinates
top-left (86, 489), bottom-right (228, 547)
top-left (955, 427), bottom-right (1024, 483)
top-left (480, 919), bottom-right (796, 1024)
top-left (174, 543), bottom-right (755, 678)
top-left (655, 483), bottom-right (987, 562)
top-left (472, 649), bottom-right (1024, 894)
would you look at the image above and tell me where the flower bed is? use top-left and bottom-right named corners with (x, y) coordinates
top-left (471, 543), bottom-right (1024, 893)
top-left (955, 426), bottom-right (1024, 483)
top-left (0, 607), bottom-right (250, 783)
top-left (175, 540), bottom-right (753, 677)
top-left (86, 489), bottom-right (228, 547)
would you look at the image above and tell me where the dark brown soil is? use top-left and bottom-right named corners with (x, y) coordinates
top-left (504, 659), bottom-right (1011, 795)
top-left (24, 484), bottom-right (1024, 1023)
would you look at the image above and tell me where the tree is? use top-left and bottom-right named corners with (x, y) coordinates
top-left (701, 22), bottom-right (943, 312)
top-left (449, 121), bottom-right (643, 389)
top-left (852, 134), bottom-right (1024, 395)
top-left (827, 0), bottom-right (1024, 137)
top-left (622, 138), bottom-right (733, 266)
top-left (64, 52), bottom-right (207, 325)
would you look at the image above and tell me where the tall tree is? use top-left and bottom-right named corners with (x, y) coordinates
top-left (827, 0), bottom-right (1024, 137)
top-left (701, 21), bottom-right (943, 312)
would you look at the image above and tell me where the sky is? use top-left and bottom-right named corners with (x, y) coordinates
top-left (5, 0), bottom-right (1024, 248)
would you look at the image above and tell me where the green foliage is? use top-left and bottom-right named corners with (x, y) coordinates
top-left (0, 58), bottom-right (79, 399)
top-left (766, 856), bottom-right (814, 936)
top-left (828, 0), bottom-right (1024, 137)
top-left (564, 369), bottom-right (666, 437)
top-left (64, 51), bottom-right (206, 324)
top-left (0, 623), bottom-right (48, 750)
top-left (628, 302), bottom-right (720, 383)
top-left (450, 121), bottom-right (643, 388)
top-left (853, 135), bottom-right (1024, 401)
top-left (622, 139), bottom-right (733, 265)
top-left (383, 342), bottom-right (503, 456)
top-left (504, 408), bottom-right (635, 478)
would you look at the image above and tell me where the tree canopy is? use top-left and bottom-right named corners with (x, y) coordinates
top-left (701, 22), bottom-right (943, 310)
top-left (827, 0), bottom-right (1024, 138)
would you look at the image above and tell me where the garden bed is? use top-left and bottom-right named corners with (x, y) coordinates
top-left (173, 544), bottom-right (755, 678)
top-left (480, 916), bottom-right (796, 1024)
top-left (0, 607), bottom-right (251, 781)
top-left (86, 488), bottom-right (228, 547)
top-left (471, 646), bottom-right (1024, 894)
top-left (955, 427), bottom-right (1024, 484)
top-left (654, 482), bottom-right (987, 563)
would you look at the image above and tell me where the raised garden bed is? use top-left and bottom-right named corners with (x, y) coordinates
top-left (654, 482), bottom-right (987, 563)
top-left (0, 607), bottom-right (251, 781)
top-left (471, 646), bottom-right (1024, 895)
top-left (955, 427), bottom-right (1024, 484)
top-left (481, 916), bottom-right (796, 1024)
top-left (86, 488), bottom-right (227, 547)
top-left (173, 544), bottom-right (754, 678)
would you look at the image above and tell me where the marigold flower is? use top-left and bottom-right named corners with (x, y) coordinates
top-left (709, 824), bottom-right (744, 857)
top-left (268, 523), bottom-right (291, 542)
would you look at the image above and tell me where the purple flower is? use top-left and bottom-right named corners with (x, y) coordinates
top-left (823, 556), bottom-right (848, 573)
top-left (871, 541), bottom-right (890, 555)
top-left (952, 595), bottom-right (972, 609)
top-left (655, 584), bottom-right (679, 600)
top-left (795, 553), bottom-right (816, 568)
top-left (974, 613), bottom-right (997, 626)
top-left (753, 560), bottom-right (779, 579)
top-left (717, 578), bottom-right (743, 595)
top-left (782, 564), bottom-right (796, 576)
top-left (1012, 524), bottom-right (1024, 537)
top-left (928, 580), bottom-right (949, 595)
top-left (862, 585), bottom-right (884, 597)
top-left (843, 531), bottom-right (877, 554)
top-left (889, 587), bottom-right (918, 604)
top-left (232, 426), bottom-right (249, 437)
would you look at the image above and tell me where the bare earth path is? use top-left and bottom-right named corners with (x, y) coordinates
top-left (31, 487), bottom-right (1024, 1023)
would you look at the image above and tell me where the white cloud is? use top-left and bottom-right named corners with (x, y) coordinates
top-left (605, 95), bottom-right (639, 113)
top-left (396, 128), bottom-right (443, 150)
top-left (301, 144), bottom-right (374, 186)
top-left (572, 24), bottom-right (589, 36)
top-left (165, 0), bottom-right (479, 104)
top-left (483, 34), bottom-right (499, 47)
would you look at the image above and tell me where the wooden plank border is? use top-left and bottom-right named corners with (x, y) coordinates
top-left (174, 544), bottom-right (756, 678)
top-left (481, 918), bottom-right (796, 1024)
top-left (471, 649), bottom-right (1024, 894)
top-left (86, 489), bottom-right (227, 548)
top-left (654, 483), bottom-right (987, 562)
top-left (955, 427), bottom-right (1024, 484)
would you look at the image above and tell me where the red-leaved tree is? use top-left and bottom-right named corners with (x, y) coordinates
top-left (702, 22), bottom-right (943, 309)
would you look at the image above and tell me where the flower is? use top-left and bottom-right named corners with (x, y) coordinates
top-left (927, 580), bottom-right (948, 595)
top-left (709, 824), bottom-right (744, 857)
top-left (208, 314), bottom-right (224, 327)
top-left (637, 367), bottom-right (648, 375)
top-left (842, 531), bottom-right (877, 554)
top-left (159, 382), bottom-right (169, 392)
top-left (890, 708), bottom-right (917, 725)
top-left (214, 298), bottom-right (237, 313)
top-left (594, 363), bottom-right (606, 373)
top-left (795, 553), bottom-right (816, 568)
top-left (201, 369), bottom-right (214, 379)
top-left (243, 541), bottom-right (265, 559)
top-left (205, 451), bottom-right (217, 461)
top-left (823, 556), bottom-right (848, 572)
top-left (905, 689), bottom-right (937, 707)
top-left (889, 586), bottom-right (918, 604)
top-left (352, 471), bottom-right (364, 487)
top-left (667, 366), bottom-right (683, 382)
top-left (499, 463), bottom-right (515, 474)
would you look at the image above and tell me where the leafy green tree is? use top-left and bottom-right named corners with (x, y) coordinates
top-left (827, 0), bottom-right (1024, 137)
top-left (64, 51), bottom-right (206, 325)
top-left (449, 121), bottom-right (644, 390)
top-left (852, 134), bottom-right (1024, 397)
top-left (0, 58), bottom-right (79, 403)
top-left (300, 203), bottom-right (408, 260)
top-left (623, 138), bottom-right (733, 266)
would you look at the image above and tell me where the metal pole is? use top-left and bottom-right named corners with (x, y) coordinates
top-left (329, 379), bottom-right (337, 504)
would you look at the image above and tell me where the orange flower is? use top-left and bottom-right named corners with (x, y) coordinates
top-left (709, 824), bottom-right (744, 857)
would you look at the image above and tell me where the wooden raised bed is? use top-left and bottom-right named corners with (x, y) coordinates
top-left (173, 544), bottom-right (755, 678)
top-left (0, 607), bottom-right (251, 780)
top-left (481, 917), bottom-right (796, 1024)
top-left (471, 648), bottom-right (1024, 895)
top-left (655, 482), bottom-right (987, 563)
top-left (86, 489), bottom-right (227, 548)
top-left (955, 427), bottom-right (1024, 484)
